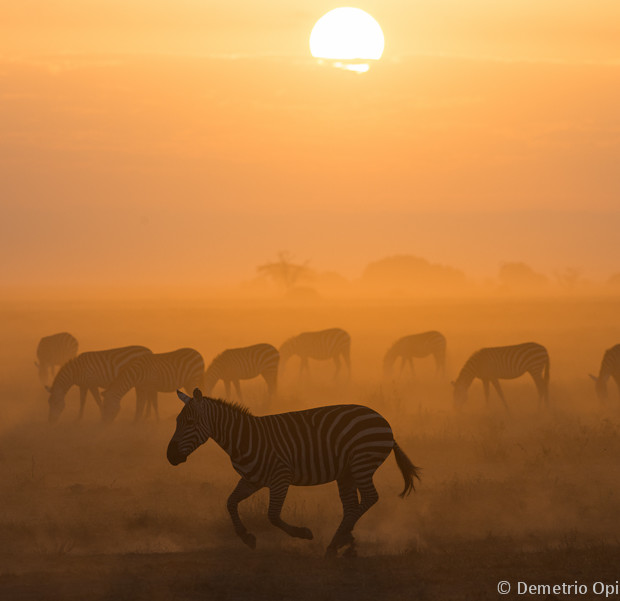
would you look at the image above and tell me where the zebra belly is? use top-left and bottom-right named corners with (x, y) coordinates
top-left (480, 368), bottom-right (527, 380)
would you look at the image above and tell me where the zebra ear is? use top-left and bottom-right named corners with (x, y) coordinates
top-left (193, 388), bottom-right (203, 402)
top-left (177, 390), bottom-right (192, 404)
top-left (589, 374), bottom-right (598, 382)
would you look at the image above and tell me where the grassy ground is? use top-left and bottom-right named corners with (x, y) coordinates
top-left (1, 297), bottom-right (620, 599)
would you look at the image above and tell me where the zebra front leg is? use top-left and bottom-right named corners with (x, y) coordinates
top-left (482, 380), bottom-right (490, 405)
top-left (233, 380), bottom-right (243, 402)
top-left (134, 389), bottom-right (148, 421)
top-left (267, 479), bottom-right (313, 540)
top-left (224, 380), bottom-right (231, 400)
top-left (77, 386), bottom-right (89, 420)
top-left (150, 390), bottom-right (159, 421)
top-left (491, 379), bottom-right (510, 412)
top-left (227, 478), bottom-right (261, 549)
top-left (333, 355), bottom-right (341, 380)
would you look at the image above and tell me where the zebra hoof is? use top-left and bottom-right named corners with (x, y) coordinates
top-left (241, 533), bottom-right (256, 549)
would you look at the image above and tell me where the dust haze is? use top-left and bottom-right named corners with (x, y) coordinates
top-left (1, 280), bottom-right (620, 599)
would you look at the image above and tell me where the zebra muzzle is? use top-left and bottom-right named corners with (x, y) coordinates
top-left (167, 442), bottom-right (187, 466)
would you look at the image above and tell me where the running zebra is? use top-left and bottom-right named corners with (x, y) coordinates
top-left (383, 331), bottom-right (446, 378)
top-left (47, 345), bottom-right (152, 422)
top-left (453, 342), bottom-right (550, 409)
top-left (36, 332), bottom-right (79, 386)
top-left (203, 343), bottom-right (279, 402)
top-left (102, 348), bottom-right (204, 422)
top-left (167, 388), bottom-right (419, 557)
top-left (590, 344), bottom-right (620, 402)
top-left (279, 328), bottom-right (351, 380)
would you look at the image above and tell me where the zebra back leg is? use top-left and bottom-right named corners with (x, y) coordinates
top-left (407, 357), bottom-right (415, 377)
top-left (326, 475), bottom-right (360, 557)
top-left (434, 350), bottom-right (446, 377)
top-left (342, 345), bottom-right (351, 381)
top-left (490, 379), bottom-right (510, 412)
top-left (299, 357), bottom-right (309, 380)
top-left (267, 477), bottom-right (313, 540)
top-left (262, 370), bottom-right (277, 398)
top-left (326, 472), bottom-right (379, 558)
top-left (227, 478), bottom-right (260, 549)
top-left (333, 355), bottom-right (342, 380)
top-left (530, 370), bottom-right (548, 408)
top-left (150, 390), bottom-right (159, 421)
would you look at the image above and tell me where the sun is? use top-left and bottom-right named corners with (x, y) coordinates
top-left (310, 7), bottom-right (384, 70)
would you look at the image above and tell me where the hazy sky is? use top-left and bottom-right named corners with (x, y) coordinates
top-left (1, 1), bottom-right (619, 291)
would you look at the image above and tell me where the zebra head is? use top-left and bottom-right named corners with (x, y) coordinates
top-left (452, 380), bottom-right (468, 406)
top-left (47, 386), bottom-right (65, 423)
top-left (278, 340), bottom-right (294, 371)
top-left (589, 374), bottom-right (607, 402)
top-left (167, 388), bottom-right (210, 466)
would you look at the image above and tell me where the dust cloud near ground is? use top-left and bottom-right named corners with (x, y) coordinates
top-left (1, 294), bottom-right (619, 600)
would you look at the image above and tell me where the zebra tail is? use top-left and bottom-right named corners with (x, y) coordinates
top-left (393, 441), bottom-right (421, 498)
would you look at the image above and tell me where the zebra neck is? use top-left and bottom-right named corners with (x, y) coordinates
top-left (112, 365), bottom-right (141, 396)
top-left (52, 364), bottom-right (75, 395)
top-left (456, 366), bottom-right (475, 388)
top-left (205, 401), bottom-right (253, 457)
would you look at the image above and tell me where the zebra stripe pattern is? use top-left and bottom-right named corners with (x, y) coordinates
top-left (102, 348), bottom-right (205, 422)
top-left (453, 342), bottom-right (550, 409)
top-left (383, 331), bottom-right (446, 378)
top-left (167, 388), bottom-right (419, 557)
top-left (590, 344), bottom-right (620, 402)
top-left (203, 343), bottom-right (279, 402)
top-left (47, 345), bottom-right (152, 422)
top-left (36, 332), bottom-right (79, 386)
top-left (279, 328), bottom-right (351, 380)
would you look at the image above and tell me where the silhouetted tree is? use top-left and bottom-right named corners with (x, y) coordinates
top-left (361, 255), bottom-right (467, 292)
top-left (257, 252), bottom-right (314, 290)
top-left (498, 262), bottom-right (548, 292)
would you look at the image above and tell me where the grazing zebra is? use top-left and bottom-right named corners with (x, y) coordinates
top-left (36, 332), bottom-right (79, 386)
top-left (383, 331), bottom-right (446, 378)
top-left (453, 342), bottom-right (550, 410)
top-left (279, 328), bottom-right (351, 380)
top-left (47, 346), bottom-right (152, 422)
top-left (101, 348), bottom-right (205, 422)
top-left (203, 343), bottom-right (279, 402)
top-left (590, 344), bottom-right (620, 402)
top-left (167, 388), bottom-right (420, 557)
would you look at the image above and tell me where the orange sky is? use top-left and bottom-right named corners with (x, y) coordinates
top-left (1, 1), bottom-right (619, 290)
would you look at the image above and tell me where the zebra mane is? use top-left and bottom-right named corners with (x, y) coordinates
top-left (206, 396), bottom-right (253, 417)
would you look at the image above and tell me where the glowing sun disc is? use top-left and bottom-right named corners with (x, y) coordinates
top-left (310, 8), bottom-right (384, 61)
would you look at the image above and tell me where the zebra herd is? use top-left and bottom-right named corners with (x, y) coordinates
top-left (38, 331), bottom-right (620, 422)
top-left (35, 329), bottom-right (620, 556)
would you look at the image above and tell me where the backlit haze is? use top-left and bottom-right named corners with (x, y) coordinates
top-left (1, 0), bottom-right (619, 297)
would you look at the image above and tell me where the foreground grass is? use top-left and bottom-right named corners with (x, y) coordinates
top-left (1, 542), bottom-right (619, 601)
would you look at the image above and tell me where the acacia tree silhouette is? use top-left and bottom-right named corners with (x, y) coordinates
top-left (256, 252), bottom-right (313, 291)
